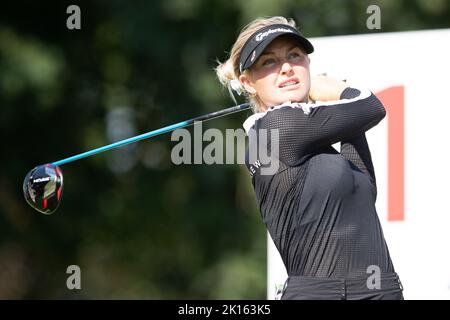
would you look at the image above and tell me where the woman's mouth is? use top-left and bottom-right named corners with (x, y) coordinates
top-left (279, 78), bottom-right (300, 89)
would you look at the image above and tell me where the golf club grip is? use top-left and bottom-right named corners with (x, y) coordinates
top-left (52, 103), bottom-right (251, 167)
top-left (191, 103), bottom-right (251, 122)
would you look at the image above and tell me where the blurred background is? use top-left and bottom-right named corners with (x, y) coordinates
top-left (1, 0), bottom-right (449, 299)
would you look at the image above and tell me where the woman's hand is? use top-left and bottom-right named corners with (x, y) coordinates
top-left (308, 74), bottom-right (348, 102)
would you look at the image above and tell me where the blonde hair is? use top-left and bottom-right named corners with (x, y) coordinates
top-left (216, 16), bottom-right (297, 113)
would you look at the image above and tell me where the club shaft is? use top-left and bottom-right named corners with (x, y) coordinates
top-left (52, 103), bottom-right (251, 167)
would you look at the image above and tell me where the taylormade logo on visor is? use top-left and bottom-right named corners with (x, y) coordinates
top-left (255, 28), bottom-right (294, 41)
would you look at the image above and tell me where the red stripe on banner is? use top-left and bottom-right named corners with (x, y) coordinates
top-left (43, 198), bottom-right (48, 209)
top-left (376, 86), bottom-right (405, 221)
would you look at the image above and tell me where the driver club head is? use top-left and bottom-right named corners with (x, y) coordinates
top-left (23, 164), bottom-right (63, 215)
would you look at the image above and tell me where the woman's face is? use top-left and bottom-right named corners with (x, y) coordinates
top-left (239, 36), bottom-right (311, 111)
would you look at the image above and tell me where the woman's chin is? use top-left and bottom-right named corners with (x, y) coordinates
top-left (283, 93), bottom-right (307, 103)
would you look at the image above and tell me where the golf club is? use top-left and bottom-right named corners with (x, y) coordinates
top-left (23, 102), bottom-right (251, 215)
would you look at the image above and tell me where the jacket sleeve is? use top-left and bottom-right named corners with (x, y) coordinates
top-left (253, 87), bottom-right (386, 167)
top-left (339, 88), bottom-right (379, 193)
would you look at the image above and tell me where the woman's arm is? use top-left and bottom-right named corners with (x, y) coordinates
top-left (308, 74), bottom-right (347, 102)
top-left (253, 85), bottom-right (386, 167)
top-left (339, 88), bottom-right (378, 194)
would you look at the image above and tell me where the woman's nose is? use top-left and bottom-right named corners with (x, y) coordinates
top-left (280, 61), bottom-right (293, 74)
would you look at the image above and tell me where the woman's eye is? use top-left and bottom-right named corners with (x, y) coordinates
top-left (262, 58), bottom-right (276, 66)
top-left (288, 52), bottom-right (302, 60)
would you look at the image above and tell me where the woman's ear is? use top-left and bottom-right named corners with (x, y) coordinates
top-left (239, 73), bottom-right (256, 95)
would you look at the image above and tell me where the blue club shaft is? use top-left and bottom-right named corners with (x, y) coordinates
top-left (52, 103), bottom-right (250, 167)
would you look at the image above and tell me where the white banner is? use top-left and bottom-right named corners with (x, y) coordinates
top-left (267, 29), bottom-right (450, 300)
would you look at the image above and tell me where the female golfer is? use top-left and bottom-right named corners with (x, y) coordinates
top-left (216, 16), bottom-right (403, 300)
